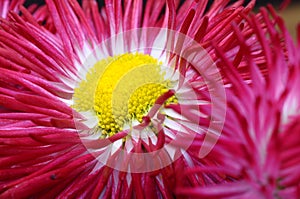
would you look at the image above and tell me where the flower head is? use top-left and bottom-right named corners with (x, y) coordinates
top-left (1, 0), bottom-right (298, 198)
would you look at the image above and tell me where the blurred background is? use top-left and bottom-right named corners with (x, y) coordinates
top-left (23, 0), bottom-right (300, 40)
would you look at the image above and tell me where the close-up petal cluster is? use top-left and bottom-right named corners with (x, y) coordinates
top-left (0, 0), bottom-right (299, 198)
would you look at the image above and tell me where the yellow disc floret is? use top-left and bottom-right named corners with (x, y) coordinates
top-left (73, 53), bottom-right (177, 137)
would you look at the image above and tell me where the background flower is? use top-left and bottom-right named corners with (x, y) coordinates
top-left (176, 4), bottom-right (300, 199)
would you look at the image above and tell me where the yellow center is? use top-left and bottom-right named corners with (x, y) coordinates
top-left (73, 53), bottom-right (177, 137)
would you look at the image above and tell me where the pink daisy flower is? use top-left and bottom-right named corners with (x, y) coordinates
top-left (176, 5), bottom-right (300, 199)
top-left (0, 0), bottom-right (290, 198)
